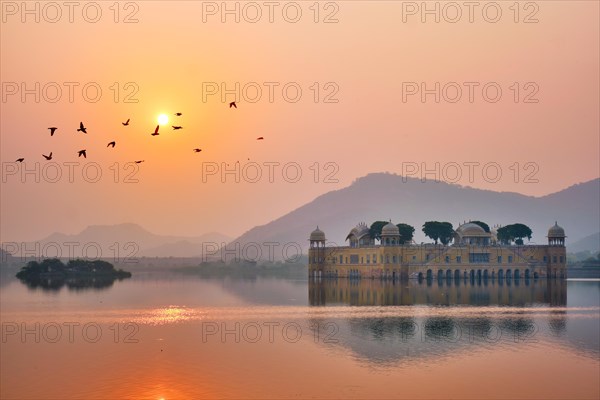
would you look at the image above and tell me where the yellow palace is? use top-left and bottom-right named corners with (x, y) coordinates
top-left (308, 221), bottom-right (567, 280)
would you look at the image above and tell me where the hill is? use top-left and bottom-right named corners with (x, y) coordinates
top-left (568, 232), bottom-right (600, 254)
top-left (228, 174), bottom-right (599, 260)
top-left (2, 223), bottom-right (231, 259)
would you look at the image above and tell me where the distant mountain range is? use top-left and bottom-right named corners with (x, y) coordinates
top-left (3, 175), bottom-right (598, 261)
top-left (2, 223), bottom-right (231, 259)
top-left (569, 232), bottom-right (600, 254)
top-left (229, 173), bottom-right (600, 260)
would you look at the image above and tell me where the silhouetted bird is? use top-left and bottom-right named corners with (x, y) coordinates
top-left (42, 152), bottom-right (52, 160)
top-left (257, 137), bottom-right (264, 140)
top-left (151, 125), bottom-right (160, 136)
top-left (175, 113), bottom-right (182, 116)
top-left (78, 149), bottom-right (87, 158)
top-left (16, 158), bottom-right (24, 162)
top-left (107, 141), bottom-right (116, 148)
top-left (172, 126), bottom-right (183, 130)
top-left (135, 160), bottom-right (144, 164)
top-left (229, 102), bottom-right (237, 108)
top-left (122, 119), bottom-right (130, 126)
top-left (77, 122), bottom-right (87, 134)
top-left (48, 127), bottom-right (57, 136)
top-left (193, 148), bottom-right (202, 153)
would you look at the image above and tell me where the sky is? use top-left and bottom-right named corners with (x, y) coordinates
top-left (1, 1), bottom-right (599, 242)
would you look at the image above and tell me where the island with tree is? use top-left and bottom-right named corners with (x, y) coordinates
top-left (15, 259), bottom-right (132, 290)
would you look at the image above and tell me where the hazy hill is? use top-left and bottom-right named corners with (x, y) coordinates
top-left (142, 240), bottom-right (230, 257)
top-left (569, 232), bottom-right (600, 254)
top-left (229, 174), bottom-right (600, 260)
top-left (2, 223), bottom-right (231, 259)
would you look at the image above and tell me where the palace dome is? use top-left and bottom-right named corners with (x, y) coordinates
top-left (310, 227), bottom-right (326, 241)
top-left (346, 222), bottom-right (370, 240)
top-left (547, 222), bottom-right (565, 238)
top-left (382, 221), bottom-right (400, 236)
top-left (456, 223), bottom-right (487, 236)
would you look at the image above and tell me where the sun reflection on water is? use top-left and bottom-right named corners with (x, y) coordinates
top-left (142, 305), bottom-right (195, 325)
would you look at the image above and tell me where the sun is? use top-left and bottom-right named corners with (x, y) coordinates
top-left (158, 114), bottom-right (169, 125)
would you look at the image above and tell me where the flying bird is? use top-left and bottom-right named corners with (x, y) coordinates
top-left (135, 160), bottom-right (144, 164)
top-left (229, 101), bottom-right (237, 108)
top-left (78, 149), bottom-right (87, 158)
top-left (256, 137), bottom-right (264, 140)
top-left (122, 119), bottom-right (130, 126)
top-left (151, 125), bottom-right (160, 136)
top-left (48, 127), bottom-right (58, 136)
top-left (107, 141), bottom-right (116, 148)
top-left (16, 158), bottom-right (24, 162)
top-left (172, 126), bottom-right (183, 130)
top-left (77, 122), bottom-right (87, 134)
top-left (42, 152), bottom-right (52, 160)
top-left (193, 148), bottom-right (202, 153)
top-left (175, 113), bottom-right (182, 116)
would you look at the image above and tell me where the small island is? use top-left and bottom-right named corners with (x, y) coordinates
top-left (15, 259), bottom-right (131, 291)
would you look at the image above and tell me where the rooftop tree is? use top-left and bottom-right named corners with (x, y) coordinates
top-left (497, 223), bottom-right (533, 245)
top-left (511, 223), bottom-right (533, 245)
top-left (422, 221), bottom-right (454, 245)
top-left (396, 223), bottom-right (415, 244)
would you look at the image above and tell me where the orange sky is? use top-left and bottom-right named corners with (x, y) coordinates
top-left (1, 1), bottom-right (599, 241)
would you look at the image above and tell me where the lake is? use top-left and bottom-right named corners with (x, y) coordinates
top-left (1, 272), bottom-right (599, 399)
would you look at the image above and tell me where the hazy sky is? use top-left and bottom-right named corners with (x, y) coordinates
top-left (1, 1), bottom-right (598, 241)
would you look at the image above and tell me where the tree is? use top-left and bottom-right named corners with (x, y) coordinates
top-left (369, 221), bottom-right (389, 241)
top-left (16, 259), bottom-right (65, 279)
top-left (67, 259), bottom-right (114, 272)
top-left (496, 223), bottom-right (533, 245)
top-left (396, 223), bottom-right (415, 244)
top-left (67, 259), bottom-right (91, 271)
top-left (470, 220), bottom-right (490, 233)
top-left (439, 222), bottom-right (454, 245)
top-left (92, 260), bottom-right (115, 272)
top-left (39, 258), bottom-right (65, 273)
top-left (422, 221), bottom-right (454, 245)
top-left (511, 223), bottom-right (532, 244)
top-left (423, 222), bottom-right (440, 243)
top-left (496, 226), bottom-right (511, 244)
top-left (21, 260), bottom-right (41, 274)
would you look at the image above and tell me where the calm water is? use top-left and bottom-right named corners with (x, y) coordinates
top-left (1, 272), bottom-right (599, 399)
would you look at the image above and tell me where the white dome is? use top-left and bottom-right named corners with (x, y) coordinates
top-left (382, 221), bottom-right (399, 236)
top-left (346, 222), bottom-right (370, 240)
top-left (456, 223), bottom-right (487, 236)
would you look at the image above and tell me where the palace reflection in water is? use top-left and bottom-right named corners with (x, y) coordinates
top-left (306, 278), bottom-right (588, 368)
top-left (309, 276), bottom-right (567, 307)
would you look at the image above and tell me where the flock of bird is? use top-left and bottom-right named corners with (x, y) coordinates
top-left (14, 101), bottom-right (265, 164)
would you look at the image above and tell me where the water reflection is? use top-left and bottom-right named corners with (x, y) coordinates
top-left (305, 279), bottom-right (600, 366)
top-left (309, 277), bottom-right (567, 307)
top-left (17, 275), bottom-right (129, 292)
top-left (1, 275), bottom-right (598, 399)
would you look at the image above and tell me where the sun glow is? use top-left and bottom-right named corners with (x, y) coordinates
top-left (158, 114), bottom-right (169, 125)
